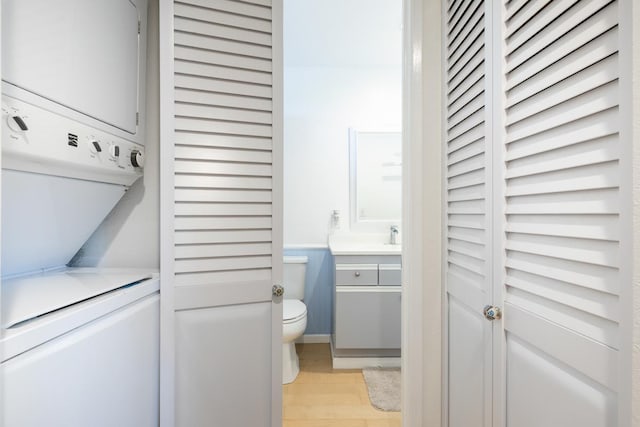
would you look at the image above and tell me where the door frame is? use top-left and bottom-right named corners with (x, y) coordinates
top-left (402, 0), bottom-right (443, 425)
top-left (621, 0), bottom-right (640, 424)
top-left (271, 0), bottom-right (284, 423)
top-left (158, 0), bottom-right (175, 425)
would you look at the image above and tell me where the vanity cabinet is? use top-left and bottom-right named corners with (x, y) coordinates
top-left (335, 287), bottom-right (400, 349)
top-left (332, 254), bottom-right (401, 360)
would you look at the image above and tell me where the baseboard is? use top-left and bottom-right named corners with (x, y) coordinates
top-left (296, 334), bottom-right (331, 344)
top-left (332, 356), bottom-right (402, 370)
top-left (329, 338), bottom-right (401, 369)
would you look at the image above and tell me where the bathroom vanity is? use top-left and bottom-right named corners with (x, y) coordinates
top-left (329, 241), bottom-right (401, 369)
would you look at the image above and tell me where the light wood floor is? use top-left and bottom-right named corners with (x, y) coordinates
top-left (283, 343), bottom-right (401, 427)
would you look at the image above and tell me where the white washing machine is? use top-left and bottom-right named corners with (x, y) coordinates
top-left (1, 1), bottom-right (159, 424)
top-left (1, 269), bottom-right (160, 427)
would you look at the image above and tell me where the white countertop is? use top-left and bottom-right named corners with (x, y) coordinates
top-left (328, 234), bottom-right (402, 256)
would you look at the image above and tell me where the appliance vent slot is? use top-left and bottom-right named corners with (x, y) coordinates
top-left (68, 133), bottom-right (78, 147)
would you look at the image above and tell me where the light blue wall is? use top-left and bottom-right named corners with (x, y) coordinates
top-left (284, 248), bottom-right (334, 335)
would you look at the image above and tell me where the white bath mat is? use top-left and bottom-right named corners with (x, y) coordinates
top-left (362, 367), bottom-right (401, 412)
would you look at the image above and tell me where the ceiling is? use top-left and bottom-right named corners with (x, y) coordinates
top-left (283, 0), bottom-right (403, 68)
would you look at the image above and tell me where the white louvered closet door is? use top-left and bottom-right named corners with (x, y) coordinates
top-left (168, 1), bottom-right (282, 426)
top-left (502, 0), bottom-right (625, 425)
top-left (444, 1), bottom-right (494, 426)
top-left (445, 0), bottom-right (631, 426)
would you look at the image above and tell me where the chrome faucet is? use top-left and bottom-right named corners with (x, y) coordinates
top-left (390, 225), bottom-right (399, 245)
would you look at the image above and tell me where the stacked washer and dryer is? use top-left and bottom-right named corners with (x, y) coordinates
top-left (0, 1), bottom-right (159, 426)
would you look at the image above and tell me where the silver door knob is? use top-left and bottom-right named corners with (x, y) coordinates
top-left (483, 305), bottom-right (502, 321)
top-left (272, 285), bottom-right (284, 297)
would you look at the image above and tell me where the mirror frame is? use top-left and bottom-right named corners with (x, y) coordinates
top-left (348, 128), bottom-right (402, 231)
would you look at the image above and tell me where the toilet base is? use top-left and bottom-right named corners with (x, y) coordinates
top-left (282, 341), bottom-right (300, 384)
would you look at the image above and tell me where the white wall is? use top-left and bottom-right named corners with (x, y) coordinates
top-left (284, 67), bottom-right (401, 245)
top-left (71, 0), bottom-right (159, 269)
top-left (283, 0), bottom-right (402, 246)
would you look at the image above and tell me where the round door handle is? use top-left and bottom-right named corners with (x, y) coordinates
top-left (272, 284), bottom-right (284, 297)
top-left (483, 305), bottom-right (502, 321)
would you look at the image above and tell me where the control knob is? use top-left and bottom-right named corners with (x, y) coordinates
top-left (131, 150), bottom-right (144, 168)
top-left (88, 139), bottom-right (102, 154)
top-left (7, 115), bottom-right (28, 132)
top-left (109, 145), bottom-right (120, 159)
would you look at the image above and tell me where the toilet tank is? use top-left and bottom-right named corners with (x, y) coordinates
top-left (283, 256), bottom-right (308, 300)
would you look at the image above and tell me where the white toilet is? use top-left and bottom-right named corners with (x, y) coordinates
top-left (282, 256), bottom-right (308, 384)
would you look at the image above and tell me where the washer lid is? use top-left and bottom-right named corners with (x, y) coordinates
top-left (2, 268), bottom-right (153, 328)
top-left (283, 299), bottom-right (306, 322)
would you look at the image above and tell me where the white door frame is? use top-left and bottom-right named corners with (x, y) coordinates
top-left (0, 1), bottom-right (4, 422)
top-left (271, 0), bottom-right (284, 423)
top-left (402, 0), bottom-right (443, 426)
top-left (158, 1), bottom-right (175, 425)
top-left (622, 0), bottom-right (640, 424)
top-left (631, 1), bottom-right (640, 422)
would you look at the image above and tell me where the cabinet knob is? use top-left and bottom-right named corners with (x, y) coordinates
top-left (354, 271), bottom-right (360, 277)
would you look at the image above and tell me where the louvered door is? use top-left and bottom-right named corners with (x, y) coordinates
top-left (502, 0), bottom-right (623, 425)
top-left (444, 0), bottom-right (630, 426)
top-left (166, 1), bottom-right (282, 426)
top-left (444, 1), bottom-right (494, 426)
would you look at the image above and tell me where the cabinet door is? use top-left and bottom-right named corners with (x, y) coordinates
top-left (335, 287), bottom-right (401, 349)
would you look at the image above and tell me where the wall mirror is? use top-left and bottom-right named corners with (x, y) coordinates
top-left (349, 129), bottom-right (402, 229)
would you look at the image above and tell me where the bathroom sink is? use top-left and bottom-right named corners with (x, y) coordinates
top-left (328, 241), bottom-right (402, 256)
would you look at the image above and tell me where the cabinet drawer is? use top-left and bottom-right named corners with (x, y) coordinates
top-left (379, 264), bottom-right (401, 286)
top-left (335, 287), bottom-right (401, 349)
top-left (335, 264), bottom-right (378, 285)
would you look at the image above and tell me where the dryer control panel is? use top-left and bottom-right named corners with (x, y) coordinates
top-left (2, 95), bottom-right (144, 186)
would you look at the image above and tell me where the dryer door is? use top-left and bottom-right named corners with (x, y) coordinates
top-left (2, 0), bottom-right (141, 135)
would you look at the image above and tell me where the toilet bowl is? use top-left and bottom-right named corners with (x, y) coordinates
top-left (282, 256), bottom-right (308, 384)
top-left (282, 299), bottom-right (307, 384)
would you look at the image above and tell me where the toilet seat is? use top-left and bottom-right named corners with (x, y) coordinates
top-left (283, 300), bottom-right (307, 324)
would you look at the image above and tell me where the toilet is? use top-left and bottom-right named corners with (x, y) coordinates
top-left (282, 256), bottom-right (308, 384)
